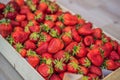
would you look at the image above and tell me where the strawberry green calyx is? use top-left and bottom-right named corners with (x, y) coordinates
top-left (48, 65), bottom-right (54, 78)
top-left (49, 29), bottom-right (58, 38)
top-left (64, 52), bottom-right (70, 62)
top-left (70, 62), bottom-right (79, 70)
top-left (6, 35), bottom-right (14, 45)
top-left (99, 48), bottom-right (104, 58)
top-left (82, 76), bottom-right (89, 80)
top-left (102, 34), bottom-right (108, 43)
top-left (15, 43), bottom-right (23, 52)
top-left (84, 58), bottom-right (91, 67)
top-left (26, 0), bottom-right (36, 11)
top-left (39, 33), bottom-right (46, 42)
top-left (27, 49), bottom-right (37, 57)
top-left (35, 13), bottom-right (42, 20)
top-left (58, 15), bottom-right (64, 22)
top-left (72, 45), bottom-right (80, 55)
top-left (41, 58), bottom-right (52, 65)
top-left (3, 4), bottom-right (15, 15)
top-left (0, 18), bottom-right (11, 24)
top-left (41, 24), bottom-right (50, 33)
top-left (76, 14), bottom-right (81, 19)
top-left (30, 32), bottom-right (40, 40)
top-left (45, 15), bottom-right (52, 21)
top-left (54, 59), bottom-right (64, 70)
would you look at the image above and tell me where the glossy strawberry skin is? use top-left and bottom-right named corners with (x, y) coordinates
top-left (24, 40), bottom-right (36, 50)
top-left (106, 59), bottom-right (118, 70)
top-left (109, 51), bottom-right (120, 60)
top-left (50, 74), bottom-right (61, 80)
top-left (84, 36), bottom-right (94, 46)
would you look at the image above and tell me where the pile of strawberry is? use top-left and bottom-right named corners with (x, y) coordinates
top-left (0, 0), bottom-right (120, 80)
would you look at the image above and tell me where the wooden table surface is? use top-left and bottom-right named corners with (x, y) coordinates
top-left (0, 0), bottom-right (120, 80)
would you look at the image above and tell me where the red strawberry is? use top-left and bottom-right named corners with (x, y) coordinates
top-left (12, 31), bottom-right (28, 43)
top-left (89, 65), bottom-right (102, 76)
top-left (47, 2), bottom-right (59, 14)
top-left (14, 26), bottom-right (23, 32)
top-left (15, 0), bottom-right (24, 6)
top-left (26, 0), bottom-right (37, 12)
top-left (105, 59), bottom-right (118, 70)
top-left (59, 72), bottom-right (65, 80)
top-left (0, 3), bottom-right (5, 13)
top-left (62, 26), bottom-right (73, 33)
top-left (78, 22), bottom-right (93, 36)
top-left (29, 32), bottom-right (40, 43)
top-left (92, 28), bottom-right (102, 39)
top-left (67, 61), bottom-right (79, 73)
top-left (54, 50), bottom-right (70, 62)
top-left (49, 27), bottom-right (60, 38)
top-left (78, 18), bottom-right (85, 25)
top-left (79, 66), bottom-right (89, 75)
top-left (62, 32), bottom-right (72, 45)
top-left (42, 20), bottom-right (55, 32)
top-left (111, 40), bottom-right (118, 50)
top-left (84, 36), bottom-right (94, 46)
top-left (65, 42), bottom-right (78, 53)
top-left (24, 40), bottom-right (36, 50)
top-left (71, 27), bottom-right (82, 42)
top-left (35, 10), bottom-right (45, 22)
top-left (87, 73), bottom-right (99, 80)
top-left (42, 52), bottom-right (52, 59)
top-left (54, 59), bottom-right (67, 72)
top-left (29, 25), bottom-right (40, 33)
top-left (78, 57), bottom-right (91, 67)
top-left (20, 5), bottom-right (30, 15)
top-left (55, 21), bottom-right (64, 29)
top-left (0, 19), bottom-right (12, 38)
top-left (26, 12), bottom-right (35, 21)
top-left (38, 1), bottom-right (48, 12)
top-left (61, 13), bottom-right (78, 26)
top-left (69, 56), bottom-right (79, 64)
top-left (118, 45), bottom-right (120, 56)
top-left (39, 32), bottom-right (52, 42)
top-left (20, 20), bottom-right (28, 28)
top-left (87, 48), bottom-right (103, 66)
top-left (104, 42), bottom-right (113, 52)
top-left (48, 38), bottom-right (64, 53)
top-left (10, 20), bottom-right (20, 27)
top-left (72, 46), bottom-right (88, 58)
top-left (109, 51), bottom-right (120, 60)
top-left (50, 74), bottom-right (61, 80)
top-left (19, 48), bottom-right (27, 58)
top-left (95, 40), bottom-right (103, 47)
top-left (37, 63), bottom-right (53, 78)
top-left (36, 41), bottom-right (48, 55)
top-left (27, 49), bottom-right (40, 68)
top-left (45, 14), bottom-right (58, 22)
top-left (16, 14), bottom-right (26, 22)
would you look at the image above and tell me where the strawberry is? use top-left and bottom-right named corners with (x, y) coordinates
top-left (19, 48), bottom-right (27, 58)
top-left (45, 14), bottom-right (58, 22)
top-left (72, 46), bottom-right (88, 58)
top-left (78, 22), bottom-right (93, 36)
top-left (60, 13), bottom-right (78, 26)
top-left (35, 10), bottom-right (45, 22)
top-left (95, 40), bottom-right (103, 47)
top-left (36, 41), bottom-right (48, 55)
top-left (54, 59), bottom-right (67, 72)
top-left (104, 42), bottom-right (113, 52)
top-left (61, 31), bottom-right (72, 45)
top-left (29, 32), bottom-right (40, 43)
top-left (10, 20), bottom-right (20, 27)
top-left (71, 27), bottom-right (82, 42)
top-left (87, 73), bottom-right (99, 80)
top-left (78, 57), bottom-right (91, 67)
top-left (15, 0), bottom-right (24, 6)
top-left (69, 56), bottom-right (79, 64)
top-left (48, 38), bottom-right (64, 53)
top-left (24, 40), bottom-right (36, 50)
top-left (26, 0), bottom-right (37, 12)
top-left (111, 40), bottom-right (118, 50)
top-left (20, 20), bottom-right (28, 28)
top-left (39, 32), bottom-right (52, 42)
top-left (79, 66), bottom-right (89, 75)
top-left (59, 72), bottom-right (65, 80)
top-left (84, 36), bottom-right (94, 46)
top-left (13, 42), bottom-right (23, 52)
top-left (49, 27), bottom-right (60, 38)
top-left (47, 2), bottom-right (59, 14)
top-left (0, 19), bottom-right (12, 38)
top-left (0, 3), bottom-right (5, 13)
top-left (105, 59), bottom-right (118, 70)
top-left (20, 5), bottom-right (30, 15)
top-left (109, 51), bottom-right (120, 60)
top-left (38, 0), bottom-right (48, 12)
top-left (118, 45), bottom-right (120, 56)
top-left (87, 48), bottom-right (103, 66)
top-left (78, 18), bottom-right (85, 25)
top-left (67, 61), bottom-right (79, 73)
top-left (89, 65), bottom-right (102, 76)
top-left (54, 50), bottom-right (70, 62)
top-left (55, 21), bottom-right (64, 29)
top-left (12, 31), bottom-right (28, 43)
top-left (29, 25), bottom-right (40, 33)
top-left (26, 12), bottom-right (35, 21)
top-left (0, 14), bottom-right (4, 20)
top-left (62, 26), bottom-right (73, 33)
top-left (42, 52), bottom-right (52, 59)
top-left (65, 42), bottom-right (78, 53)
top-left (50, 74), bottom-right (61, 80)
top-left (92, 28), bottom-right (102, 39)
top-left (4, 1), bottom-right (20, 19)
top-left (14, 26), bottom-right (23, 32)
top-left (37, 63), bottom-right (53, 78)
top-left (27, 49), bottom-right (40, 68)
top-left (16, 14), bottom-right (26, 22)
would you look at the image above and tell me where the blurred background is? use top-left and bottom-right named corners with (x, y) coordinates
top-left (0, 0), bottom-right (120, 80)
